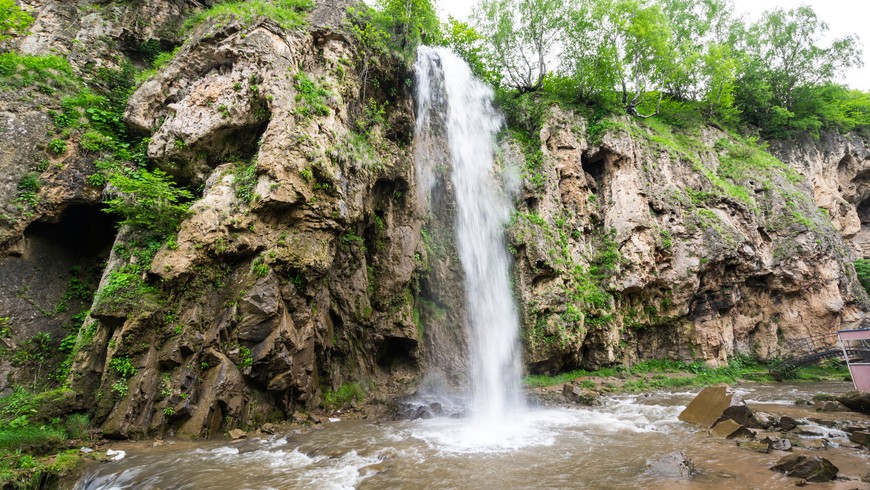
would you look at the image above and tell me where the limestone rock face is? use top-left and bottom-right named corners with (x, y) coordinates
top-left (770, 133), bottom-right (870, 256)
top-left (509, 108), bottom-right (869, 372)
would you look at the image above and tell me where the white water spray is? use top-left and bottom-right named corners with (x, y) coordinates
top-left (414, 46), bottom-right (524, 422)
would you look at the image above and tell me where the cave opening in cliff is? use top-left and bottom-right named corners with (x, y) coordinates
top-left (857, 198), bottom-right (870, 224)
top-left (376, 336), bottom-right (418, 372)
top-left (23, 204), bottom-right (117, 259)
top-left (581, 151), bottom-right (605, 191)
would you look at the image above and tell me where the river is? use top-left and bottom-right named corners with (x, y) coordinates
top-left (76, 381), bottom-right (870, 489)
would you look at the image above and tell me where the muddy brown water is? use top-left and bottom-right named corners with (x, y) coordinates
top-left (76, 382), bottom-right (869, 489)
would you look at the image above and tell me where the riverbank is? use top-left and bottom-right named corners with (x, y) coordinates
top-left (525, 358), bottom-right (850, 403)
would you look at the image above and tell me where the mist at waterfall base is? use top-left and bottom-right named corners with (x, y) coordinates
top-left (411, 46), bottom-right (532, 448)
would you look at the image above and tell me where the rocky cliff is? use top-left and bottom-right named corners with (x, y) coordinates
top-left (507, 110), bottom-right (869, 373)
top-left (0, 0), bottom-right (867, 439)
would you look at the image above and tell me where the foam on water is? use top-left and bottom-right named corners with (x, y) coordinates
top-left (406, 399), bottom-right (682, 455)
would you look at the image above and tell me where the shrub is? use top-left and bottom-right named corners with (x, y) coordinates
top-left (293, 72), bottom-right (331, 118)
top-left (17, 174), bottom-right (40, 193)
top-left (322, 383), bottom-right (364, 409)
top-left (47, 139), bottom-right (66, 155)
top-left (103, 168), bottom-right (193, 233)
top-left (108, 356), bottom-right (137, 379)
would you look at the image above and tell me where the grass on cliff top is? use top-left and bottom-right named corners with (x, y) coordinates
top-left (183, 0), bottom-right (314, 32)
top-left (524, 357), bottom-right (850, 391)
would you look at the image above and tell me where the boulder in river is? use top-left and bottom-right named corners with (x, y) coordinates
top-left (760, 433), bottom-right (792, 451)
top-left (644, 451), bottom-right (696, 479)
top-left (778, 416), bottom-right (799, 431)
top-left (679, 386), bottom-right (759, 438)
top-left (770, 454), bottom-right (839, 482)
top-left (711, 419), bottom-right (755, 439)
top-left (679, 386), bottom-right (735, 428)
top-left (848, 430), bottom-right (870, 447)
top-left (562, 384), bottom-right (600, 405)
top-left (836, 391), bottom-right (870, 414)
top-left (814, 400), bottom-right (850, 412)
top-left (228, 429), bottom-right (247, 440)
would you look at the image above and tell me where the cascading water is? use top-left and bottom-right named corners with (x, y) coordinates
top-left (414, 46), bottom-right (524, 423)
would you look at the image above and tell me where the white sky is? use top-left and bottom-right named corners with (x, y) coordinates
top-left (434, 0), bottom-right (870, 90)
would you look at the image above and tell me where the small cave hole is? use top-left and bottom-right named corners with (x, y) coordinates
top-left (24, 204), bottom-right (117, 258)
top-left (581, 152), bottom-right (605, 187)
top-left (857, 199), bottom-right (870, 224)
top-left (376, 336), bottom-right (418, 371)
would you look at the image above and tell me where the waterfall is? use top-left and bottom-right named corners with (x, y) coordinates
top-left (414, 46), bottom-right (524, 422)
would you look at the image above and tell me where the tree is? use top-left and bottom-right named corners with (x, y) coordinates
top-left (378, 0), bottom-right (440, 55)
top-left (441, 17), bottom-right (497, 84)
top-left (472, 0), bottom-right (566, 93)
top-left (615, 0), bottom-right (673, 117)
top-left (745, 6), bottom-right (862, 111)
top-left (0, 0), bottom-right (33, 44)
top-left (659, 0), bottom-right (733, 100)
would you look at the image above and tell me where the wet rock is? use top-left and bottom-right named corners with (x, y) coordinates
top-left (679, 386), bottom-right (745, 428)
top-left (814, 400), bottom-right (850, 412)
top-left (761, 434), bottom-right (792, 452)
top-left (848, 430), bottom-right (870, 447)
top-left (716, 404), bottom-right (762, 429)
top-left (260, 423), bottom-right (275, 435)
top-left (292, 411), bottom-right (309, 424)
top-left (770, 454), bottom-right (838, 482)
top-left (836, 391), bottom-right (870, 414)
top-left (711, 419), bottom-right (755, 439)
top-left (796, 438), bottom-right (827, 450)
top-left (562, 383), bottom-right (600, 405)
top-left (228, 429), bottom-right (247, 440)
top-left (795, 399), bottom-right (813, 406)
top-left (644, 451), bottom-right (696, 479)
top-left (411, 406), bottom-right (434, 420)
top-left (736, 439), bottom-right (769, 453)
top-left (794, 425), bottom-right (827, 437)
top-left (778, 416), bottom-right (799, 431)
top-left (753, 411), bottom-right (776, 429)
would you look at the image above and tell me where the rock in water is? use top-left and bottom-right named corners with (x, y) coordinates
top-left (848, 430), bottom-right (870, 447)
top-left (770, 454), bottom-right (838, 482)
top-left (778, 416), bottom-right (799, 431)
top-left (679, 385), bottom-right (760, 438)
top-left (644, 451), bottom-right (696, 479)
top-left (712, 419), bottom-right (755, 439)
top-left (562, 383), bottom-right (600, 405)
top-left (228, 429), bottom-right (246, 440)
top-left (836, 391), bottom-right (870, 414)
top-left (678, 386), bottom-right (737, 428)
